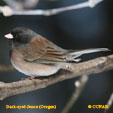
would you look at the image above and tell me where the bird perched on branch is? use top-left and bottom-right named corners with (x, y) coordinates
top-left (5, 27), bottom-right (109, 77)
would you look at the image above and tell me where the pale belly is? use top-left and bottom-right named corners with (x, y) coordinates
top-left (11, 60), bottom-right (62, 76)
top-left (11, 50), bottom-right (63, 76)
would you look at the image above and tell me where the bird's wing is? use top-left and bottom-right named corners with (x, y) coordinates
top-left (20, 35), bottom-right (66, 63)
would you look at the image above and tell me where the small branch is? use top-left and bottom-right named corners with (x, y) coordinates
top-left (104, 92), bottom-right (113, 113)
top-left (0, 65), bottom-right (14, 71)
top-left (0, 0), bottom-right (103, 16)
top-left (3, 0), bottom-right (23, 10)
top-left (0, 54), bottom-right (113, 100)
top-left (61, 75), bottom-right (88, 113)
top-left (3, 0), bottom-right (39, 10)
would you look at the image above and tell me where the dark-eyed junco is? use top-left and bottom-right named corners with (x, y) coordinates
top-left (4, 27), bottom-right (109, 77)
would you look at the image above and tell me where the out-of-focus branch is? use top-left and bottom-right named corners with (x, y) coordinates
top-left (0, 0), bottom-right (103, 16)
top-left (3, 0), bottom-right (39, 10)
top-left (0, 54), bottom-right (113, 100)
top-left (104, 92), bottom-right (113, 113)
top-left (0, 65), bottom-right (14, 71)
top-left (61, 75), bottom-right (88, 113)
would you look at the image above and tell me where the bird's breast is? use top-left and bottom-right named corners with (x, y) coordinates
top-left (11, 49), bottom-right (63, 76)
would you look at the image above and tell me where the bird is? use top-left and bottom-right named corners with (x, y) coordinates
top-left (4, 27), bottom-right (109, 77)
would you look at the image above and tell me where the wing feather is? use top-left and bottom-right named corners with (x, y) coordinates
top-left (19, 35), bottom-right (66, 63)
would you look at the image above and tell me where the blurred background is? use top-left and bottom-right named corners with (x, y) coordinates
top-left (0, 0), bottom-right (113, 113)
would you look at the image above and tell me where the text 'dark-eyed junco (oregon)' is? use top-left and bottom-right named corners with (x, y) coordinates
top-left (4, 27), bottom-right (109, 77)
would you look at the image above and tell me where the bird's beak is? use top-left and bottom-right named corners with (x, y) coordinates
top-left (4, 33), bottom-right (13, 39)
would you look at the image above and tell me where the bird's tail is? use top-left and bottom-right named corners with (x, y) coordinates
top-left (66, 48), bottom-right (109, 62)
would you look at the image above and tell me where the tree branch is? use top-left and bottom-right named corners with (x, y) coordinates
top-left (0, 65), bottom-right (14, 71)
top-left (104, 92), bottom-right (113, 113)
top-left (61, 75), bottom-right (88, 113)
top-left (0, 54), bottom-right (113, 100)
top-left (0, 0), bottom-right (103, 16)
top-left (3, 0), bottom-right (39, 10)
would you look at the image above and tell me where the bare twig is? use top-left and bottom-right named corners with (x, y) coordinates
top-left (89, 0), bottom-right (97, 7)
top-left (61, 75), bottom-right (88, 113)
top-left (0, 0), bottom-right (103, 16)
top-left (0, 54), bottom-right (113, 100)
top-left (104, 92), bottom-right (113, 113)
top-left (0, 65), bottom-right (14, 71)
top-left (3, 0), bottom-right (39, 10)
